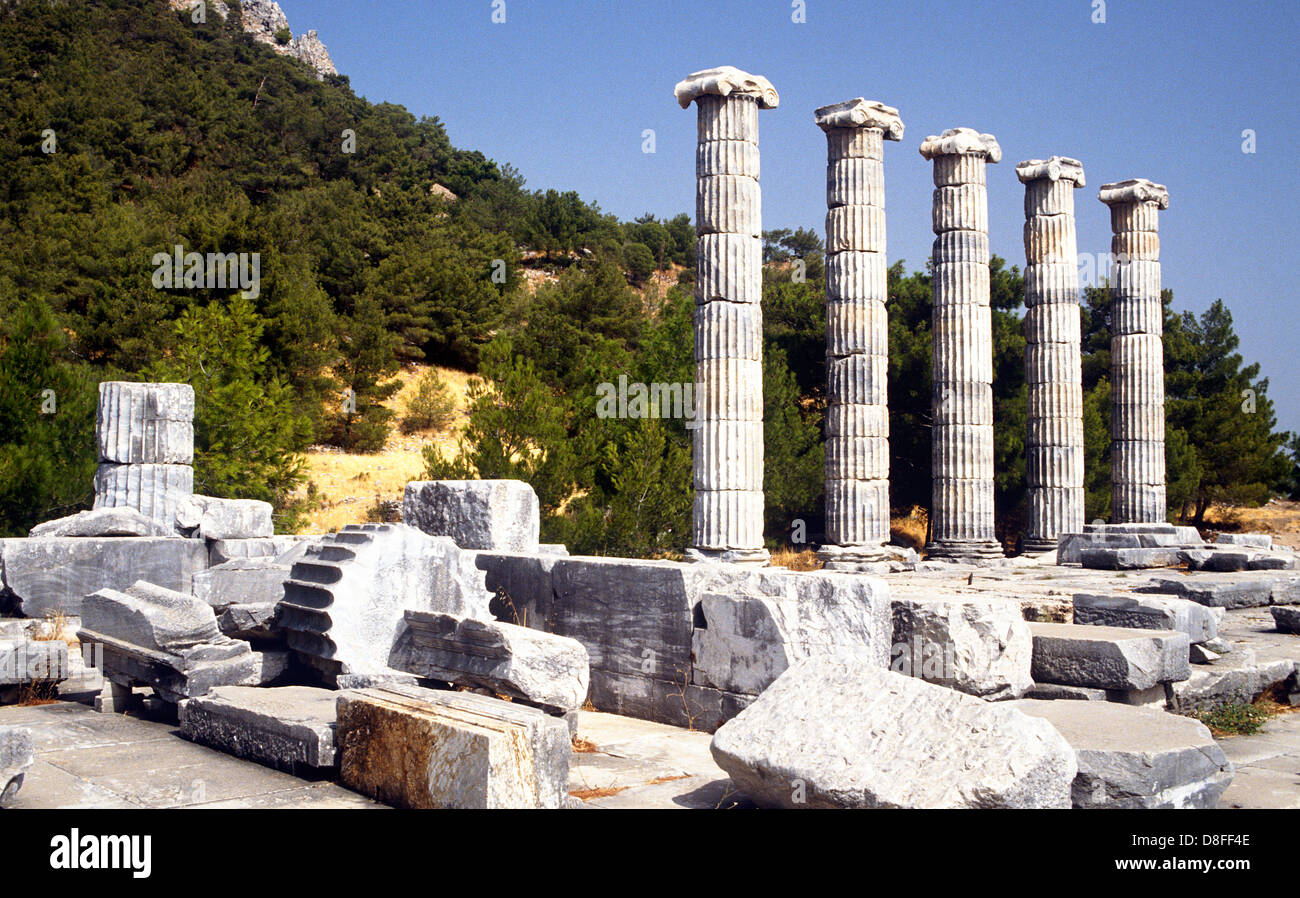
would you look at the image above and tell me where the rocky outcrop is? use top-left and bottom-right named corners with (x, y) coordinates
top-left (239, 1), bottom-right (337, 78)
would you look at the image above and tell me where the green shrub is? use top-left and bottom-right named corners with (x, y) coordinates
top-left (400, 368), bottom-right (457, 435)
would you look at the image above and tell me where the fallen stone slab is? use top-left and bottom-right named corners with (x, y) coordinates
top-left (403, 480), bottom-right (540, 553)
top-left (78, 580), bottom-right (256, 702)
top-left (1214, 533), bottom-right (1272, 549)
top-left (1271, 606), bottom-right (1300, 634)
top-left (29, 507), bottom-right (176, 538)
top-left (0, 726), bottom-right (34, 806)
top-left (1072, 592), bottom-right (1222, 644)
top-left (390, 610), bottom-right (590, 713)
top-left (1011, 699), bottom-right (1233, 808)
top-left (1189, 644), bottom-right (1220, 664)
top-left (278, 524), bottom-right (492, 683)
top-left (1185, 548), bottom-right (1296, 573)
top-left (179, 685), bottom-right (338, 773)
top-left (710, 657), bottom-right (1075, 808)
top-left (175, 495), bottom-right (274, 540)
top-left (192, 556), bottom-right (290, 612)
top-left (1138, 573), bottom-right (1300, 609)
top-left (1029, 622), bottom-right (1190, 691)
top-left (0, 536), bottom-right (208, 618)
top-left (337, 683), bottom-right (570, 809)
top-left (1080, 547), bottom-right (1183, 570)
top-left (889, 595), bottom-right (1032, 699)
top-left (1166, 657), bottom-right (1298, 712)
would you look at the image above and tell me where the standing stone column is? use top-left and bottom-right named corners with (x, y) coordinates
top-left (675, 67), bottom-right (778, 564)
top-left (1017, 157), bottom-right (1086, 552)
top-left (814, 99), bottom-right (903, 570)
top-left (93, 381), bottom-right (195, 526)
top-left (1099, 179), bottom-right (1170, 523)
top-left (919, 128), bottom-right (1004, 562)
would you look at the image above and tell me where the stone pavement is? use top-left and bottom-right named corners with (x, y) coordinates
top-left (1217, 710), bottom-right (1300, 809)
top-left (0, 700), bottom-right (741, 809)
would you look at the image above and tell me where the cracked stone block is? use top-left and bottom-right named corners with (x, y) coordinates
top-left (337, 683), bottom-right (570, 809)
top-left (710, 657), bottom-right (1075, 808)
top-left (402, 480), bottom-right (539, 553)
top-left (192, 557), bottom-right (290, 613)
top-left (175, 495), bottom-right (273, 540)
top-left (889, 595), bottom-right (1032, 699)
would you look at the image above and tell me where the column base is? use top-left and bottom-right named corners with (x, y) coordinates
top-left (817, 543), bottom-right (918, 573)
top-left (1021, 537), bottom-right (1059, 554)
top-left (684, 547), bottom-right (771, 565)
top-left (924, 539), bottom-right (1006, 563)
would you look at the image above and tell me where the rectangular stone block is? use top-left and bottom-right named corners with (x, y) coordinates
top-left (1072, 592), bottom-right (1222, 644)
top-left (336, 684), bottom-right (570, 809)
top-left (179, 685), bottom-right (338, 772)
top-left (402, 480), bottom-right (540, 553)
top-left (0, 536), bottom-right (208, 618)
top-left (1028, 621), bottom-right (1190, 691)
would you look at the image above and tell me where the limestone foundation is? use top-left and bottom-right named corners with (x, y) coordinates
top-left (814, 99), bottom-right (903, 568)
top-left (675, 66), bottom-right (778, 564)
top-left (920, 128), bottom-right (1004, 561)
top-left (1099, 179), bottom-right (1170, 523)
top-left (1017, 157), bottom-right (1086, 551)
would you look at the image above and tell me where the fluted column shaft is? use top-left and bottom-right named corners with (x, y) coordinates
top-left (675, 67), bottom-right (778, 563)
top-left (1017, 157), bottom-right (1086, 551)
top-left (1100, 179), bottom-right (1170, 523)
top-left (92, 381), bottom-right (195, 525)
top-left (813, 100), bottom-right (903, 568)
top-left (919, 128), bottom-right (1004, 561)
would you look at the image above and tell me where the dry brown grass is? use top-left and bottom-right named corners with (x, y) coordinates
top-left (768, 548), bottom-right (822, 571)
top-left (15, 680), bottom-right (60, 706)
top-left (31, 611), bottom-right (76, 646)
top-left (569, 785), bottom-right (629, 801)
top-left (1202, 500), bottom-right (1300, 551)
top-left (571, 736), bottom-right (599, 753)
top-left (891, 505), bottom-right (929, 550)
top-left (296, 364), bottom-right (476, 533)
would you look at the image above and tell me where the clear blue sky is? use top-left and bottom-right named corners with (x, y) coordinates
top-left (279, 0), bottom-right (1300, 432)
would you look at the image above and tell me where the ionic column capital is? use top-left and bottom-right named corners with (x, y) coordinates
top-left (1098, 178), bottom-right (1169, 209)
top-left (919, 127), bottom-right (1001, 162)
top-left (814, 98), bottom-right (904, 140)
top-left (674, 66), bottom-right (779, 109)
top-left (1015, 156), bottom-right (1085, 187)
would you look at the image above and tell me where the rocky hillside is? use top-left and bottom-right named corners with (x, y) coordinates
top-left (168, 0), bottom-right (335, 77)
